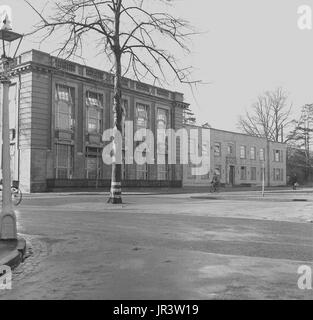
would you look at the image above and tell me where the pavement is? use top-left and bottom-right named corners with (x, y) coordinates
top-left (0, 238), bottom-right (26, 270)
top-left (0, 188), bottom-right (312, 299)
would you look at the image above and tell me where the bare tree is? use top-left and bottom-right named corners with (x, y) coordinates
top-left (237, 88), bottom-right (292, 142)
top-left (25, 0), bottom-right (198, 204)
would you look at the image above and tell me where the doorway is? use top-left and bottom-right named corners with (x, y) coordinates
top-left (229, 165), bottom-right (235, 185)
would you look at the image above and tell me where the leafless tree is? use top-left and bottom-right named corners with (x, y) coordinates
top-left (25, 0), bottom-right (199, 203)
top-left (237, 88), bottom-right (292, 142)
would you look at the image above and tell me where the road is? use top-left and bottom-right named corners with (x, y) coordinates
top-left (0, 190), bottom-right (312, 299)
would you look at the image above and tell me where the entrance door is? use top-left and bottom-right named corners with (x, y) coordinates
top-left (229, 166), bottom-right (235, 185)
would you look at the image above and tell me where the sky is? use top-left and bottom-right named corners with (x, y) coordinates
top-left (1, 0), bottom-right (313, 132)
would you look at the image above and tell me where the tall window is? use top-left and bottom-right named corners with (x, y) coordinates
top-left (85, 147), bottom-right (102, 179)
top-left (157, 108), bottom-right (169, 180)
top-left (55, 84), bottom-right (74, 131)
top-left (240, 146), bottom-right (246, 159)
top-left (135, 103), bottom-right (149, 180)
top-left (240, 166), bottom-right (247, 180)
top-left (260, 148), bottom-right (265, 161)
top-left (136, 103), bottom-right (149, 129)
top-left (214, 142), bottom-right (221, 156)
top-left (250, 147), bottom-right (256, 160)
top-left (250, 167), bottom-right (256, 180)
top-left (273, 168), bottom-right (284, 181)
top-left (274, 150), bottom-right (282, 162)
top-left (86, 91), bottom-right (103, 133)
top-left (55, 144), bottom-right (73, 179)
top-left (227, 144), bottom-right (234, 155)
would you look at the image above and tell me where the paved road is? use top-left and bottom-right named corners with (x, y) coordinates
top-left (0, 191), bottom-right (312, 299)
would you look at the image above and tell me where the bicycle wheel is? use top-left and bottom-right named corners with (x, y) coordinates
top-left (11, 187), bottom-right (22, 206)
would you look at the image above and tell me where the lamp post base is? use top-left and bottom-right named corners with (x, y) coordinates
top-left (0, 208), bottom-right (17, 240)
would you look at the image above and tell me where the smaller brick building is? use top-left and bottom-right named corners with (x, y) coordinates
top-left (183, 125), bottom-right (287, 187)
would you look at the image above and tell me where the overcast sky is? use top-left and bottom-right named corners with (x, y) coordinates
top-left (2, 0), bottom-right (312, 131)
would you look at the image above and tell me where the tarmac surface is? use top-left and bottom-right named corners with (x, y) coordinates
top-left (0, 189), bottom-right (312, 299)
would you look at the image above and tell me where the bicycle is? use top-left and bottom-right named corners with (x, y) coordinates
top-left (209, 181), bottom-right (219, 193)
top-left (0, 180), bottom-right (23, 206)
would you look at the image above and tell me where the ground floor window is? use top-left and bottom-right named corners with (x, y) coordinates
top-left (273, 168), bottom-right (284, 181)
top-left (55, 144), bottom-right (73, 179)
top-left (86, 147), bottom-right (102, 179)
top-left (240, 166), bottom-right (247, 180)
top-left (250, 167), bottom-right (256, 180)
top-left (136, 163), bottom-right (148, 180)
top-left (158, 164), bottom-right (169, 180)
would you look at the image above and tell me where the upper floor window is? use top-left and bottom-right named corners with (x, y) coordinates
top-left (214, 142), bottom-right (221, 156)
top-left (157, 108), bottom-right (169, 155)
top-left (260, 148), bottom-right (265, 161)
top-left (240, 146), bottom-right (246, 159)
top-left (250, 147), bottom-right (256, 160)
top-left (274, 150), bottom-right (283, 162)
top-left (136, 103), bottom-right (149, 129)
top-left (86, 91), bottom-right (103, 134)
top-left (55, 84), bottom-right (74, 131)
top-left (227, 144), bottom-right (234, 155)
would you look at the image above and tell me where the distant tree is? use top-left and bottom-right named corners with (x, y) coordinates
top-left (237, 88), bottom-right (292, 142)
top-left (25, 0), bottom-right (199, 203)
top-left (286, 104), bottom-right (313, 180)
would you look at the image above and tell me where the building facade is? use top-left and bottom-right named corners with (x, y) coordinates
top-left (0, 50), bottom-right (187, 192)
top-left (183, 125), bottom-right (287, 187)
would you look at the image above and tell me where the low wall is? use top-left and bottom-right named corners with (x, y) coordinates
top-left (46, 179), bottom-right (182, 191)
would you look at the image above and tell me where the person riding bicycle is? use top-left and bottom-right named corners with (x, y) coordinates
top-left (211, 171), bottom-right (220, 191)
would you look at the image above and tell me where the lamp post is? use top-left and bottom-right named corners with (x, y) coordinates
top-left (0, 28), bottom-right (23, 240)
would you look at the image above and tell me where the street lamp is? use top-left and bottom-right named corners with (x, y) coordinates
top-left (0, 27), bottom-right (23, 240)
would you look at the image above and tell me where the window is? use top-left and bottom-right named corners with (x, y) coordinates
top-left (55, 144), bottom-right (73, 179)
top-left (250, 167), bottom-right (256, 180)
top-left (227, 144), bottom-right (234, 155)
top-left (86, 91), bottom-right (103, 134)
top-left (273, 168), bottom-right (284, 181)
top-left (136, 103), bottom-right (149, 129)
top-left (157, 108), bottom-right (169, 180)
top-left (214, 142), bottom-right (221, 156)
top-left (250, 147), bottom-right (256, 160)
top-left (85, 147), bottom-right (102, 179)
top-left (55, 84), bottom-right (74, 131)
top-left (260, 148), bottom-right (265, 161)
top-left (135, 103), bottom-right (149, 180)
top-left (240, 166), bottom-right (247, 180)
top-left (157, 108), bottom-right (169, 156)
top-left (136, 163), bottom-right (148, 180)
top-left (240, 146), bottom-right (246, 159)
top-left (274, 150), bottom-right (283, 162)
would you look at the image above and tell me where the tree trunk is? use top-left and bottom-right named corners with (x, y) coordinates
top-left (108, 53), bottom-right (123, 204)
top-left (108, 0), bottom-right (123, 204)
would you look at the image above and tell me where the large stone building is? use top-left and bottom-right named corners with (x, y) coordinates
top-left (1, 49), bottom-right (188, 192)
top-left (183, 125), bottom-right (287, 187)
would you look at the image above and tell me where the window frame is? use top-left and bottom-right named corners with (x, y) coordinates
top-left (55, 84), bottom-right (75, 131)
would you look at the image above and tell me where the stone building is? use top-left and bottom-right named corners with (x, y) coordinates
top-left (0, 49), bottom-right (188, 192)
top-left (183, 125), bottom-right (287, 187)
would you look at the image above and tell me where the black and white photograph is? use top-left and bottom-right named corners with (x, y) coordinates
top-left (0, 0), bottom-right (312, 305)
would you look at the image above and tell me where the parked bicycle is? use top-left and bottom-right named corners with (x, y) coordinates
top-left (0, 180), bottom-right (23, 206)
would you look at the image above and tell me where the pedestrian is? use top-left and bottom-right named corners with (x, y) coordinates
top-left (292, 174), bottom-right (298, 190)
